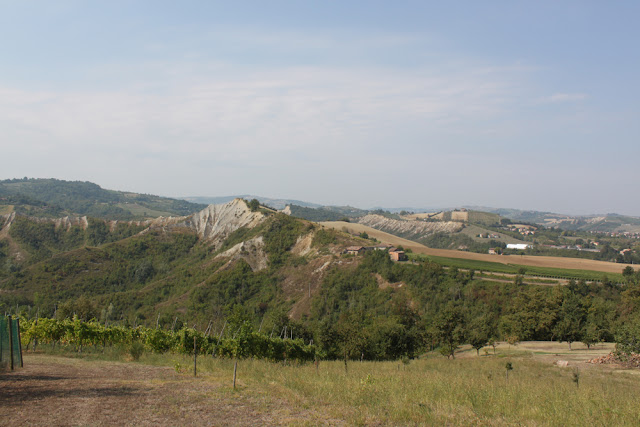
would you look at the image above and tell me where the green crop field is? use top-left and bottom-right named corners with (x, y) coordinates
top-left (467, 210), bottom-right (501, 225)
top-left (409, 254), bottom-right (626, 282)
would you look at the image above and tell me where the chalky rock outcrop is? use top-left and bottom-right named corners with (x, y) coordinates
top-left (1, 199), bottom-right (265, 249)
top-left (357, 214), bottom-right (463, 241)
top-left (182, 199), bottom-right (265, 245)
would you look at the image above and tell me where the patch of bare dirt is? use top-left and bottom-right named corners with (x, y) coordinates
top-left (374, 273), bottom-right (404, 290)
top-left (214, 237), bottom-right (269, 271)
top-left (0, 213), bottom-right (28, 263)
top-left (0, 355), bottom-right (340, 426)
top-left (291, 234), bottom-right (314, 257)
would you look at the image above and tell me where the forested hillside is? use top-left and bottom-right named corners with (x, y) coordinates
top-left (0, 178), bottom-right (206, 220)
top-left (287, 204), bottom-right (367, 222)
top-left (2, 198), bottom-right (640, 360)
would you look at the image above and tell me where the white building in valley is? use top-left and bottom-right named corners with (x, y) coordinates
top-left (506, 243), bottom-right (532, 250)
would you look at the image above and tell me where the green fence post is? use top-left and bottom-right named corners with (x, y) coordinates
top-left (8, 315), bottom-right (14, 370)
top-left (16, 318), bottom-right (23, 368)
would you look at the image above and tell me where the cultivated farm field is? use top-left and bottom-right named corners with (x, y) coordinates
top-left (321, 221), bottom-right (638, 276)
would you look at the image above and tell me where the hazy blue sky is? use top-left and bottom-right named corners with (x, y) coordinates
top-left (2, 1), bottom-right (639, 214)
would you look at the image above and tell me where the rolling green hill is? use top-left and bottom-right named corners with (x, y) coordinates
top-left (287, 204), bottom-right (367, 222)
top-left (0, 178), bottom-right (206, 220)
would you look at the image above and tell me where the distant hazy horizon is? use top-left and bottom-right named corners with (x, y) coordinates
top-left (177, 192), bottom-right (636, 218)
top-left (2, 2), bottom-right (639, 216)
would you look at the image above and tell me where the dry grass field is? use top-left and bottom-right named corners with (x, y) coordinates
top-left (0, 354), bottom-right (336, 426)
top-left (320, 221), bottom-right (639, 275)
top-left (458, 224), bottom-right (526, 245)
top-left (4, 342), bottom-right (639, 426)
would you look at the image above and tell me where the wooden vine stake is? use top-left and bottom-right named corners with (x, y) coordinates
top-left (233, 360), bottom-right (238, 390)
top-left (193, 336), bottom-right (197, 377)
top-left (33, 314), bottom-right (38, 352)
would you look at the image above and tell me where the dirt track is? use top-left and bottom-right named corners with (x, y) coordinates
top-left (0, 355), bottom-right (327, 426)
top-left (321, 221), bottom-right (637, 275)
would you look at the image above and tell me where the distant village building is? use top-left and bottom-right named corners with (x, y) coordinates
top-left (343, 244), bottom-right (406, 260)
top-left (388, 248), bottom-right (407, 261)
top-left (506, 243), bottom-right (532, 250)
top-left (344, 246), bottom-right (365, 256)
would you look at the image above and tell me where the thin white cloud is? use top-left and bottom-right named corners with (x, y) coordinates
top-left (0, 62), bottom-right (527, 160)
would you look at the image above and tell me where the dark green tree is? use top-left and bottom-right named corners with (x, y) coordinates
top-left (468, 314), bottom-right (491, 356)
top-left (247, 199), bottom-right (260, 212)
top-left (615, 315), bottom-right (640, 357)
top-left (433, 303), bottom-right (466, 359)
top-left (553, 291), bottom-right (585, 350)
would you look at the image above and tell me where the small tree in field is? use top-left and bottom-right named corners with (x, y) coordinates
top-left (582, 321), bottom-right (601, 349)
top-left (468, 316), bottom-right (490, 356)
top-left (506, 335), bottom-right (519, 347)
top-left (433, 303), bottom-right (466, 359)
top-left (514, 274), bottom-right (524, 286)
top-left (505, 362), bottom-right (513, 381)
top-left (554, 291), bottom-right (585, 350)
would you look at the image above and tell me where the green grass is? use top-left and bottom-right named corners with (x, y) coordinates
top-left (409, 254), bottom-right (625, 282)
top-left (514, 265), bottom-right (625, 283)
top-left (467, 210), bottom-right (501, 225)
